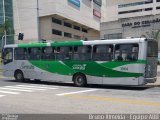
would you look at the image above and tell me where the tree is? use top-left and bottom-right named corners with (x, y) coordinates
top-left (141, 29), bottom-right (160, 41)
top-left (0, 18), bottom-right (14, 36)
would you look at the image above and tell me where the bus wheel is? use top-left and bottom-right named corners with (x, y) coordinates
top-left (73, 74), bottom-right (87, 87)
top-left (14, 71), bottom-right (24, 82)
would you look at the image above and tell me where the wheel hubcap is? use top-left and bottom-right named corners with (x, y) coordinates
top-left (17, 73), bottom-right (22, 80)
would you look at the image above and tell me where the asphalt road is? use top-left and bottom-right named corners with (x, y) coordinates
top-left (0, 76), bottom-right (159, 115)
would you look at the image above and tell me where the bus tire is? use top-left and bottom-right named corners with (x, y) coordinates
top-left (14, 70), bottom-right (24, 82)
top-left (73, 73), bottom-right (87, 87)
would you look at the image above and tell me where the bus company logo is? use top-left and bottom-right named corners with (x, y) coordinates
top-left (20, 62), bottom-right (34, 70)
top-left (72, 64), bottom-right (86, 70)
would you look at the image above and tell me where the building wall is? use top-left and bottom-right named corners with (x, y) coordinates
top-left (104, 0), bottom-right (160, 22)
top-left (40, 16), bottom-right (100, 42)
top-left (13, 0), bottom-right (102, 43)
top-left (101, 15), bottom-right (160, 50)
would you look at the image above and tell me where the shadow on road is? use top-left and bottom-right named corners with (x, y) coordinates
top-left (3, 79), bottom-right (154, 91)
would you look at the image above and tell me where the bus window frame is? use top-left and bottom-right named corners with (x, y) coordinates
top-left (92, 44), bottom-right (114, 61)
top-left (114, 43), bottom-right (139, 62)
top-left (28, 47), bottom-right (41, 60)
top-left (3, 48), bottom-right (13, 65)
top-left (73, 45), bottom-right (92, 61)
top-left (14, 47), bottom-right (28, 60)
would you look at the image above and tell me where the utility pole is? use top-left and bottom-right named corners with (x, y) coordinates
top-left (2, 0), bottom-right (6, 45)
top-left (37, 0), bottom-right (40, 42)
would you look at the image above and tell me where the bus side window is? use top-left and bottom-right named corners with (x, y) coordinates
top-left (3, 48), bottom-right (13, 64)
top-left (73, 46), bottom-right (91, 61)
top-left (41, 47), bottom-right (55, 60)
top-left (56, 47), bottom-right (72, 61)
top-left (14, 48), bottom-right (27, 60)
top-left (92, 45), bottom-right (113, 61)
top-left (28, 47), bottom-right (41, 60)
top-left (115, 44), bottom-right (139, 61)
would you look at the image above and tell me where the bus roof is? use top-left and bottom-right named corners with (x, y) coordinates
top-left (4, 38), bottom-right (147, 48)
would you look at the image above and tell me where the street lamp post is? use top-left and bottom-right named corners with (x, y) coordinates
top-left (2, 0), bottom-right (6, 45)
top-left (37, 0), bottom-right (40, 42)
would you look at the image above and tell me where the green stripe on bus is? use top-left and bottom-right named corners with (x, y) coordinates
top-left (18, 43), bottom-right (47, 47)
top-left (51, 41), bottom-right (83, 47)
top-left (29, 60), bottom-right (143, 78)
top-left (100, 60), bottom-right (146, 69)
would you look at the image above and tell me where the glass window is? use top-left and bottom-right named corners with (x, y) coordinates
top-left (74, 25), bottom-right (80, 31)
top-left (73, 46), bottom-right (91, 61)
top-left (145, 8), bottom-right (153, 11)
top-left (14, 48), bottom-right (27, 60)
top-left (28, 47), bottom-right (41, 60)
top-left (147, 41), bottom-right (158, 57)
top-left (93, 45), bottom-right (113, 61)
top-left (52, 29), bottom-right (62, 36)
top-left (64, 32), bottom-right (72, 38)
top-left (82, 28), bottom-right (88, 33)
top-left (41, 47), bottom-right (55, 60)
top-left (55, 47), bottom-right (72, 61)
top-left (52, 18), bottom-right (62, 25)
top-left (3, 48), bottom-right (13, 64)
top-left (64, 22), bottom-right (72, 28)
top-left (74, 35), bottom-right (81, 40)
top-left (115, 44), bottom-right (139, 61)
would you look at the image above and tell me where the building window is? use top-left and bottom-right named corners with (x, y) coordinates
top-left (64, 22), bottom-right (72, 28)
top-left (52, 29), bottom-right (62, 36)
top-left (118, 9), bottom-right (142, 14)
top-left (74, 35), bottom-right (81, 40)
top-left (93, 0), bottom-right (102, 6)
top-left (157, 0), bottom-right (160, 2)
top-left (145, 8), bottom-right (153, 11)
top-left (156, 6), bottom-right (160, 9)
top-left (145, 0), bottom-right (153, 4)
top-left (118, 2), bottom-right (144, 8)
top-left (82, 28), bottom-right (88, 33)
top-left (52, 18), bottom-right (62, 25)
top-left (74, 25), bottom-right (81, 31)
top-left (64, 32), bottom-right (72, 38)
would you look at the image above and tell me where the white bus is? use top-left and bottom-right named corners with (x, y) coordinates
top-left (2, 38), bottom-right (158, 86)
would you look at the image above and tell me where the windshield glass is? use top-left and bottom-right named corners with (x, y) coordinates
top-left (147, 41), bottom-right (158, 57)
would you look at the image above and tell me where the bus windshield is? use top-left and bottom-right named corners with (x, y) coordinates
top-left (147, 41), bottom-right (158, 57)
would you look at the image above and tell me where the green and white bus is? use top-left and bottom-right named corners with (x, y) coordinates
top-left (2, 38), bottom-right (158, 86)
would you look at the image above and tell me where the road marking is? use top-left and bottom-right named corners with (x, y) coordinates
top-left (0, 90), bottom-right (19, 94)
top-left (16, 85), bottom-right (58, 89)
top-left (0, 87), bottom-right (33, 92)
top-left (0, 95), bottom-right (5, 97)
top-left (66, 94), bottom-right (160, 107)
top-left (56, 89), bottom-right (98, 96)
top-left (4, 86), bottom-right (48, 91)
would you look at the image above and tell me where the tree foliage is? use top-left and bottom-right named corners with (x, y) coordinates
top-left (141, 29), bottom-right (160, 41)
top-left (0, 19), bottom-right (14, 36)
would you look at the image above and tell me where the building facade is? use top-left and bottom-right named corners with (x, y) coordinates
top-left (13, 0), bottom-right (103, 43)
top-left (0, 0), bottom-right (14, 44)
top-left (101, 0), bottom-right (160, 49)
